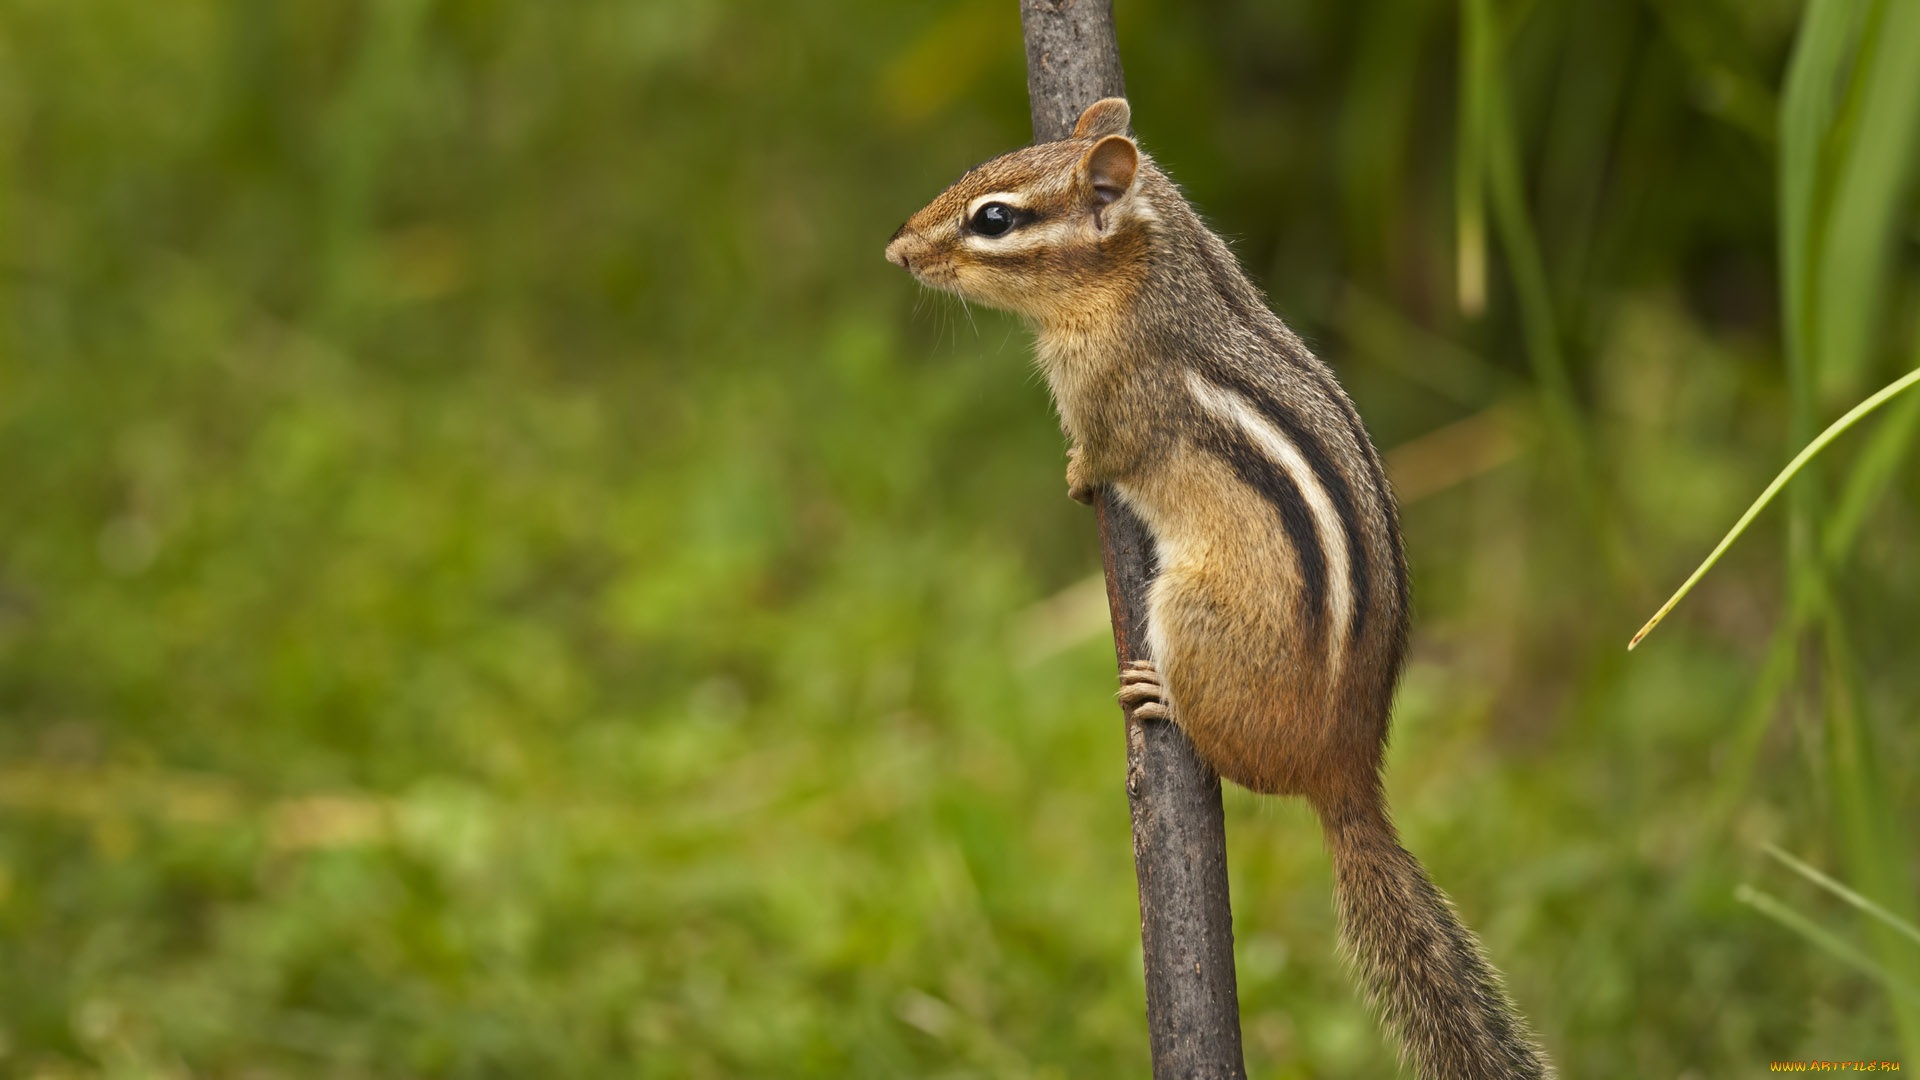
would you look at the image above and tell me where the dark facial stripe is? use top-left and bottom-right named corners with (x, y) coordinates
top-left (1197, 429), bottom-right (1328, 643)
top-left (962, 205), bottom-right (1048, 237)
top-left (1199, 367), bottom-right (1371, 643)
top-left (971, 250), bottom-right (1043, 270)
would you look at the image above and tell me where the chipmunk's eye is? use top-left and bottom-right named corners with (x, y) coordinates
top-left (968, 202), bottom-right (1017, 237)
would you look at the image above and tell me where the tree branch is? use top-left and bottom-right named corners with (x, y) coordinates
top-left (1016, 3), bottom-right (1248, 1076)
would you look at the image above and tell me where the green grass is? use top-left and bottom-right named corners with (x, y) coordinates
top-left (1, 0), bottom-right (1917, 1076)
top-left (1631, 364), bottom-right (1920, 649)
top-left (1770, 0), bottom-right (1920, 1059)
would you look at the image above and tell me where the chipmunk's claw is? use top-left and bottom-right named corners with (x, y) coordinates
top-left (1117, 659), bottom-right (1171, 720)
top-left (1066, 447), bottom-right (1096, 505)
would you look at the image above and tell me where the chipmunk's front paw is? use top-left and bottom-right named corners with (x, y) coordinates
top-left (1066, 447), bottom-right (1096, 505)
top-left (1117, 659), bottom-right (1171, 721)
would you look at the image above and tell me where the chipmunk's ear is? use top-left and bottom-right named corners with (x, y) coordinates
top-left (1073, 97), bottom-right (1131, 140)
top-left (1081, 134), bottom-right (1139, 209)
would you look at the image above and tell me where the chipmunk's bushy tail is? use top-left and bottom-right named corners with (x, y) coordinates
top-left (1318, 796), bottom-right (1553, 1080)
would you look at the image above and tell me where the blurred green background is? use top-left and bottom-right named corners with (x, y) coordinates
top-left (3, 0), bottom-right (1919, 1075)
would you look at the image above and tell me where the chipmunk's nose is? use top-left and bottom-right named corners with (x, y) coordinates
top-left (885, 226), bottom-right (914, 271)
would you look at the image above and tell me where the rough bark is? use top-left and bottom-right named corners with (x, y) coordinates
top-left (1018, 3), bottom-right (1248, 1076)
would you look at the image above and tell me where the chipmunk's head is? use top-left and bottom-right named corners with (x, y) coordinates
top-left (885, 98), bottom-right (1155, 324)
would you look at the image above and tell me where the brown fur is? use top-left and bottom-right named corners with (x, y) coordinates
top-left (886, 99), bottom-right (1551, 1078)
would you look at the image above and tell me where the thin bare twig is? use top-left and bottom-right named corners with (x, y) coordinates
top-left (1016, 3), bottom-right (1248, 1075)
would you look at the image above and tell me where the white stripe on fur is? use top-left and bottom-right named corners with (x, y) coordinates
top-left (1185, 370), bottom-right (1352, 665)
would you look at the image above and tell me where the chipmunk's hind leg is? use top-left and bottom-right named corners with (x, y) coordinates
top-left (1117, 659), bottom-right (1171, 721)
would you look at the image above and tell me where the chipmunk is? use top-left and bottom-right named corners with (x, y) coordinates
top-left (885, 98), bottom-right (1551, 1080)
